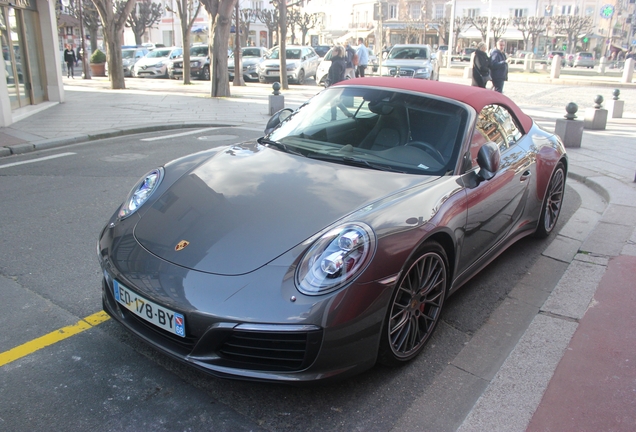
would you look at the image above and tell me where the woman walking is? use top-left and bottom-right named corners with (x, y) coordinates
top-left (471, 42), bottom-right (490, 88)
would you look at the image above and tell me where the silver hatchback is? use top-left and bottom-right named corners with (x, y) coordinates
top-left (572, 52), bottom-right (595, 68)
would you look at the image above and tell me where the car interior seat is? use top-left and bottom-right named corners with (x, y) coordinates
top-left (359, 101), bottom-right (409, 151)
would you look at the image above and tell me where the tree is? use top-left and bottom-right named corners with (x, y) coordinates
top-left (173, 0), bottom-right (202, 84)
top-left (296, 12), bottom-right (319, 46)
top-left (287, 8), bottom-right (300, 45)
top-left (452, 17), bottom-right (470, 51)
top-left (551, 15), bottom-right (593, 54)
top-left (126, 0), bottom-right (163, 46)
top-left (433, 18), bottom-right (450, 45)
top-left (91, 0), bottom-right (137, 89)
top-left (271, 0), bottom-right (288, 89)
top-left (513, 16), bottom-right (547, 51)
top-left (67, 0), bottom-right (102, 52)
top-left (257, 8), bottom-right (278, 47)
top-left (238, 8), bottom-right (261, 47)
top-left (469, 16), bottom-right (508, 46)
top-left (199, 0), bottom-right (236, 97)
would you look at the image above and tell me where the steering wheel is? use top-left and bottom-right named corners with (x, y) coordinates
top-left (406, 141), bottom-right (445, 165)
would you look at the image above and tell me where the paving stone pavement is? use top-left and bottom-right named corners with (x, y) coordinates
top-left (1, 69), bottom-right (635, 431)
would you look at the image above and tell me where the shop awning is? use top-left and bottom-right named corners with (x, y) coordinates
top-left (336, 29), bottom-right (374, 44)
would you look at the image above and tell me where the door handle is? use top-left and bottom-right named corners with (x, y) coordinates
top-left (520, 171), bottom-right (532, 181)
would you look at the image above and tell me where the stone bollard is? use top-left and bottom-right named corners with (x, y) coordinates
top-left (268, 82), bottom-right (284, 115)
top-left (607, 89), bottom-right (624, 118)
top-left (584, 95), bottom-right (608, 130)
top-left (622, 58), bottom-right (634, 83)
top-left (550, 55), bottom-right (562, 78)
top-left (555, 103), bottom-right (584, 148)
top-left (598, 56), bottom-right (607, 74)
top-left (523, 53), bottom-right (532, 72)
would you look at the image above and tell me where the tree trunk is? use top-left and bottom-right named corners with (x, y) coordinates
top-left (89, 28), bottom-right (98, 51)
top-left (209, 10), bottom-right (232, 97)
top-left (278, 1), bottom-right (287, 89)
top-left (103, 23), bottom-right (126, 89)
top-left (134, 30), bottom-right (143, 46)
top-left (182, 24), bottom-right (192, 84)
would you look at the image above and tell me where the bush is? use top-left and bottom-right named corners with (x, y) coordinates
top-left (90, 49), bottom-right (106, 64)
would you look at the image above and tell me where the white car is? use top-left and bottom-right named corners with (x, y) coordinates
top-left (132, 47), bottom-right (183, 78)
top-left (257, 45), bottom-right (320, 85)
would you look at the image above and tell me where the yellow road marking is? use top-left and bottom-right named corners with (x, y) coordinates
top-left (0, 311), bottom-right (110, 367)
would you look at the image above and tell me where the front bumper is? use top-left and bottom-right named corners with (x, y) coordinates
top-left (98, 221), bottom-right (390, 382)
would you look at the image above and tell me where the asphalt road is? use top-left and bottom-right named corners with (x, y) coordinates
top-left (0, 127), bottom-right (579, 431)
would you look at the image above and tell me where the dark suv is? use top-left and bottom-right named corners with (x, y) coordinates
top-left (169, 45), bottom-right (210, 80)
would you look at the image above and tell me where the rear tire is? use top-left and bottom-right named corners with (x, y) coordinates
top-left (534, 162), bottom-right (565, 238)
top-left (378, 241), bottom-right (448, 366)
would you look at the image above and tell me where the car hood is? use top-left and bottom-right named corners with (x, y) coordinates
top-left (261, 59), bottom-right (298, 68)
top-left (383, 59), bottom-right (432, 68)
top-left (133, 141), bottom-right (436, 275)
top-left (136, 56), bottom-right (168, 67)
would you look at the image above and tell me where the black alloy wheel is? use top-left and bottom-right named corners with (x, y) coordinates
top-left (378, 241), bottom-right (448, 366)
top-left (534, 162), bottom-right (565, 238)
top-left (202, 65), bottom-right (210, 81)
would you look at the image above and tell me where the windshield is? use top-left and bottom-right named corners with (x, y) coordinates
top-left (147, 49), bottom-right (171, 58)
top-left (190, 46), bottom-right (208, 56)
top-left (122, 50), bottom-right (135, 59)
top-left (267, 86), bottom-right (468, 175)
top-left (242, 48), bottom-right (262, 57)
top-left (388, 47), bottom-right (429, 60)
top-left (269, 48), bottom-right (302, 60)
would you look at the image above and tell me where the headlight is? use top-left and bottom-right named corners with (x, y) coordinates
top-left (286, 63), bottom-right (298, 71)
top-left (118, 168), bottom-right (164, 219)
top-left (152, 62), bottom-right (164, 68)
top-left (191, 61), bottom-right (200, 67)
top-left (415, 67), bottom-right (430, 74)
top-left (296, 223), bottom-right (376, 295)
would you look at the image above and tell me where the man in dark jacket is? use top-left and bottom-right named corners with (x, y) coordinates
top-left (490, 39), bottom-right (508, 93)
top-left (64, 44), bottom-right (77, 79)
top-left (345, 43), bottom-right (356, 81)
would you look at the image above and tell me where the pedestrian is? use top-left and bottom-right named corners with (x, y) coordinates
top-left (327, 45), bottom-right (346, 86)
top-left (490, 39), bottom-right (508, 93)
top-left (64, 44), bottom-right (76, 79)
top-left (345, 43), bottom-right (356, 80)
top-left (356, 38), bottom-right (369, 78)
top-left (471, 41), bottom-right (490, 88)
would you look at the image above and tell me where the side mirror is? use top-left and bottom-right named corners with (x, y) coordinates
top-left (477, 142), bottom-right (500, 180)
top-left (264, 108), bottom-right (293, 135)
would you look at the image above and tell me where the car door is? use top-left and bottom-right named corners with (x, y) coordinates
top-left (457, 104), bottom-right (533, 277)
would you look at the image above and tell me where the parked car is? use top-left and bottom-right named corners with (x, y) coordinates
top-left (169, 44), bottom-right (210, 80)
top-left (228, 46), bottom-right (268, 82)
top-left (546, 51), bottom-right (566, 67)
top-left (257, 45), bottom-right (320, 84)
top-left (379, 44), bottom-right (439, 80)
top-left (132, 46), bottom-right (183, 78)
top-left (572, 52), bottom-right (595, 68)
top-left (105, 47), bottom-right (149, 77)
top-left (312, 45), bottom-right (331, 58)
top-left (451, 47), bottom-right (475, 62)
top-left (98, 78), bottom-right (567, 382)
top-left (512, 51), bottom-right (533, 64)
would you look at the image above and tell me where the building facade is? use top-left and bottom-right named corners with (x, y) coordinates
top-left (1, 0), bottom-right (64, 127)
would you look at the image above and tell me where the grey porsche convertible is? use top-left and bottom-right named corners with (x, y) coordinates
top-left (98, 78), bottom-right (567, 382)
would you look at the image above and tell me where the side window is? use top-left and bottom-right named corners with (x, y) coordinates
top-left (476, 104), bottom-right (522, 153)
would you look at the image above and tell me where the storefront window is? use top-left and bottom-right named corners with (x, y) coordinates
top-left (22, 9), bottom-right (44, 103)
top-left (1, 7), bottom-right (20, 109)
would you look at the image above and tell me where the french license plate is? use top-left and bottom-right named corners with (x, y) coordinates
top-left (268, 71), bottom-right (279, 76)
top-left (114, 280), bottom-right (185, 337)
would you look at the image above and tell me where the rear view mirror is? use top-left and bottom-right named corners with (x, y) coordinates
top-left (264, 108), bottom-right (293, 135)
top-left (477, 142), bottom-right (500, 180)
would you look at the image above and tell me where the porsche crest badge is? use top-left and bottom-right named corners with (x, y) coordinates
top-left (175, 240), bottom-right (190, 251)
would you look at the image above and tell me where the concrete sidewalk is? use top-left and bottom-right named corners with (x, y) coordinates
top-left (1, 75), bottom-right (635, 431)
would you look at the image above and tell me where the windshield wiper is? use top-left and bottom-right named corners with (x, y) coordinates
top-left (306, 153), bottom-right (406, 173)
top-left (258, 137), bottom-right (303, 156)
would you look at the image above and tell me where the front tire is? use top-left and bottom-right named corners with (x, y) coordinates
top-left (202, 65), bottom-right (210, 81)
top-left (296, 69), bottom-right (305, 85)
top-left (534, 162), bottom-right (565, 238)
top-left (378, 241), bottom-right (448, 366)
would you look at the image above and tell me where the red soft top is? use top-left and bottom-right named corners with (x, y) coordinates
top-left (336, 77), bottom-right (533, 134)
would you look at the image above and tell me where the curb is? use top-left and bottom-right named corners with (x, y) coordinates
top-left (2, 123), bottom-right (237, 157)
